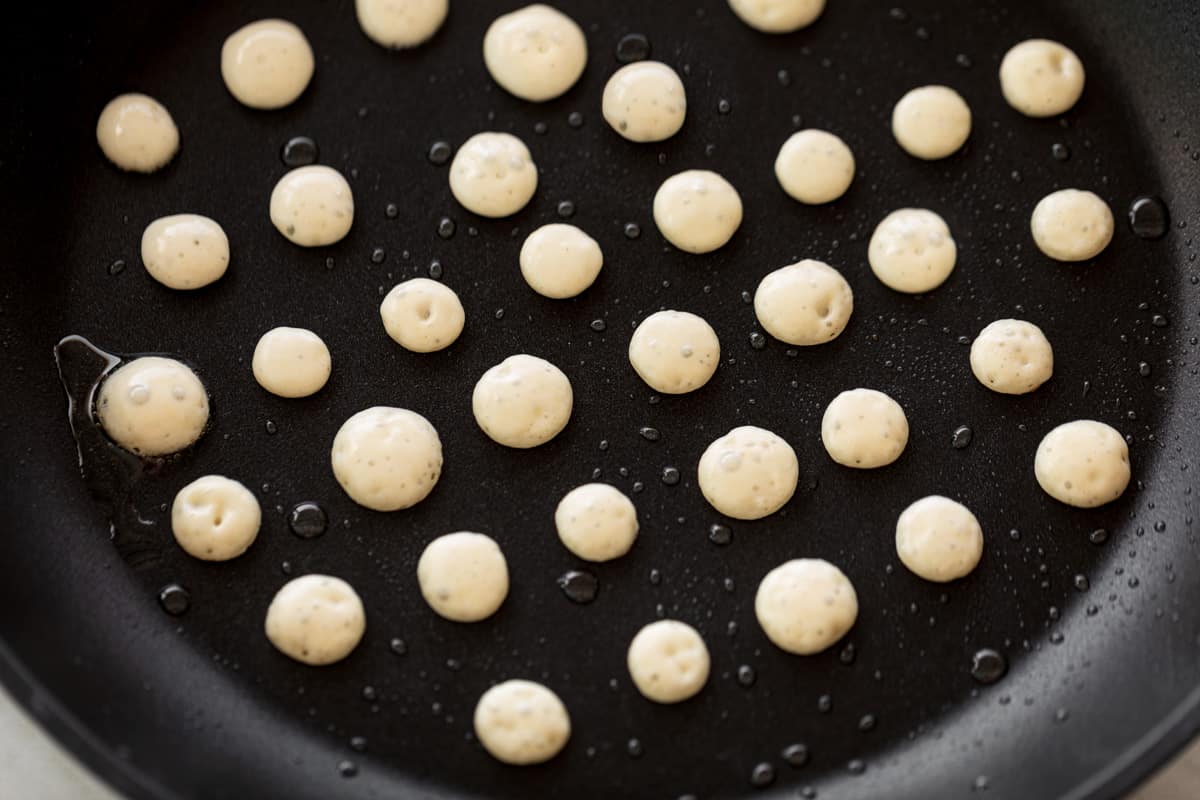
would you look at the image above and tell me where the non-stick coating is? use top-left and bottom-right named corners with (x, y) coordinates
top-left (1, 1), bottom-right (1198, 798)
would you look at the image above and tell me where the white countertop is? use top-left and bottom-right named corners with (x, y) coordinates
top-left (0, 684), bottom-right (1194, 799)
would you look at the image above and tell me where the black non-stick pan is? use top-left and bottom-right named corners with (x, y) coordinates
top-left (1, 0), bottom-right (1197, 797)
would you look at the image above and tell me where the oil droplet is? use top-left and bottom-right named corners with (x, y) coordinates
top-left (750, 762), bottom-right (775, 787)
top-left (437, 217), bottom-right (456, 239)
top-left (370, 248), bottom-right (386, 264)
top-left (1054, 708), bottom-right (1070, 723)
top-left (649, 568), bottom-right (662, 585)
top-left (289, 501), bottom-right (328, 539)
top-left (952, 425), bottom-right (973, 449)
top-left (1051, 142), bottom-right (1070, 161)
top-left (107, 259), bottom-right (126, 276)
top-left (1138, 361), bottom-right (1152, 377)
top-left (1089, 528), bottom-right (1109, 545)
top-left (590, 319), bottom-right (606, 332)
top-left (1152, 314), bottom-right (1169, 327)
top-left (361, 686), bottom-right (378, 702)
top-left (638, 426), bottom-right (661, 441)
top-left (858, 714), bottom-right (876, 731)
top-left (557, 570), bottom-right (598, 604)
top-left (1073, 574), bottom-right (1090, 591)
top-left (661, 466), bottom-right (681, 485)
top-left (349, 736), bottom-right (368, 753)
top-left (970, 648), bottom-right (1007, 684)
top-left (624, 222), bottom-right (641, 239)
top-left (955, 53), bottom-right (973, 68)
top-left (534, 121), bottom-right (548, 136)
top-left (782, 743), bottom-right (809, 767)
top-left (385, 203), bottom-right (399, 219)
top-left (158, 583), bottom-right (190, 615)
top-left (281, 136), bottom-right (318, 167)
top-left (616, 33), bottom-right (651, 63)
top-left (717, 98), bottom-right (732, 115)
top-left (847, 759), bottom-right (867, 775)
top-left (428, 141), bottom-right (452, 165)
top-left (557, 200), bottom-right (576, 218)
top-left (1128, 196), bottom-right (1169, 239)
top-left (749, 332), bottom-right (767, 350)
top-left (281, 560), bottom-right (293, 575)
top-left (736, 664), bottom-right (756, 687)
top-left (265, 420), bottom-right (278, 435)
top-left (428, 259), bottom-right (444, 280)
top-left (973, 775), bottom-right (990, 792)
top-left (626, 738), bottom-right (644, 758)
top-left (777, 69), bottom-right (792, 86)
top-left (389, 637), bottom-right (408, 656)
top-left (889, 7), bottom-right (909, 21)
top-left (567, 111), bottom-right (584, 128)
top-left (817, 694), bottom-right (833, 713)
top-left (839, 642), bottom-right (856, 664)
top-left (708, 523), bottom-right (732, 546)
top-left (337, 760), bottom-right (358, 778)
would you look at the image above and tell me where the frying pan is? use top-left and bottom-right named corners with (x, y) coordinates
top-left (1, 0), bottom-right (1197, 797)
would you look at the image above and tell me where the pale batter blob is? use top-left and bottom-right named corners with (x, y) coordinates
top-left (482, 4), bottom-right (587, 102)
top-left (474, 680), bottom-right (571, 765)
top-left (753, 259), bottom-right (853, 346)
top-left (653, 170), bottom-right (743, 254)
top-left (96, 93), bottom-right (179, 173)
top-left (627, 310), bottom-right (720, 394)
top-left (1034, 420), bottom-right (1130, 508)
top-left (891, 85), bottom-right (972, 160)
top-left (1030, 189), bottom-right (1114, 262)
top-left (449, 132), bottom-right (538, 218)
top-left (355, 0), bottom-right (448, 48)
top-left (895, 495), bottom-right (984, 583)
top-left (265, 574), bottom-right (365, 666)
top-left (1000, 39), bottom-right (1085, 118)
top-left (519, 224), bottom-right (604, 299)
top-left (417, 531), bottom-right (509, 622)
top-left (554, 483), bottom-right (639, 562)
top-left (252, 327), bottom-right (332, 398)
top-left (626, 620), bottom-right (710, 704)
top-left (755, 558), bottom-right (857, 655)
top-left (140, 214), bottom-right (229, 290)
top-left (171, 475), bottom-right (261, 561)
top-left (727, 0), bottom-right (826, 33)
top-left (270, 165), bottom-right (355, 247)
top-left (96, 356), bottom-right (209, 457)
top-left (969, 319), bottom-right (1054, 395)
top-left (697, 426), bottom-right (799, 520)
top-left (380, 278), bottom-right (466, 352)
top-left (821, 388), bottom-right (908, 469)
top-left (774, 129), bottom-right (855, 204)
top-left (472, 354), bottom-right (572, 448)
top-left (868, 208), bottom-right (957, 293)
top-left (601, 61), bottom-right (687, 143)
top-left (221, 19), bottom-right (315, 109)
top-left (330, 407), bottom-right (442, 511)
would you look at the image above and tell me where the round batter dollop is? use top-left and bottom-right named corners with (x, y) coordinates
top-left (472, 354), bottom-right (573, 448)
top-left (554, 483), bottom-right (639, 562)
top-left (868, 208), bottom-right (957, 293)
top-left (727, 0), bottom-right (826, 32)
top-left (1000, 39), bottom-right (1085, 118)
top-left (97, 356), bottom-right (209, 457)
top-left (270, 165), bottom-right (355, 247)
top-left (252, 327), bottom-right (332, 398)
top-left (1030, 189), bottom-right (1114, 262)
top-left (171, 475), bottom-right (261, 561)
top-left (628, 310), bottom-right (720, 394)
top-left (96, 93), bottom-right (179, 173)
top-left (519, 224), bottom-right (604, 299)
top-left (265, 575), bottom-right (365, 666)
top-left (821, 388), bottom-right (908, 469)
top-left (697, 426), bottom-right (799, 520)
top-left (417, 531), bottom-right (509, 622)
top-left (474, 680), bottom-right (571, 765)
top-left (1034, 420), bottom-right (1130, 508)
top-left (140, 214), bottom-right (229, 290)
top-left (895, 495), bottom-right (984, 583)
top-left (483, 4), bottom-right (587, 102)
top-left (380, 278), bottom-right (466, 352)
top-left (221, 19), bottom-right (315, 109)
top-left (891, 85), bottom-right (972, 160)
top-left (626, 620), bottom-right (710, 704)
top-left (774, 129), bottom-right (855, 204)
top-left (449, 132), bottom-right (538, 218)
top-left (754, 259), bottom-right (853, 346)
top-left (355, 0), bottom-right (448, 48)
top-left (653, 170), bottom-right (743, 254)
top-left (969, 319), bottom-right (1054, 395)
top-left (601, 61), bottom-right (687, 143)
top-left (755, 559), bottom-right (857, 655)
top-left (330, 407), bottom-right (442, 511)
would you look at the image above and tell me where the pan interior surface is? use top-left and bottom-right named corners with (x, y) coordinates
top-left (0, 1), bottom-right (1198, 799)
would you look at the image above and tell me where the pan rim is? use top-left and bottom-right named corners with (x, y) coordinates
top-left (1, 639), bottom-right (1196, 800)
